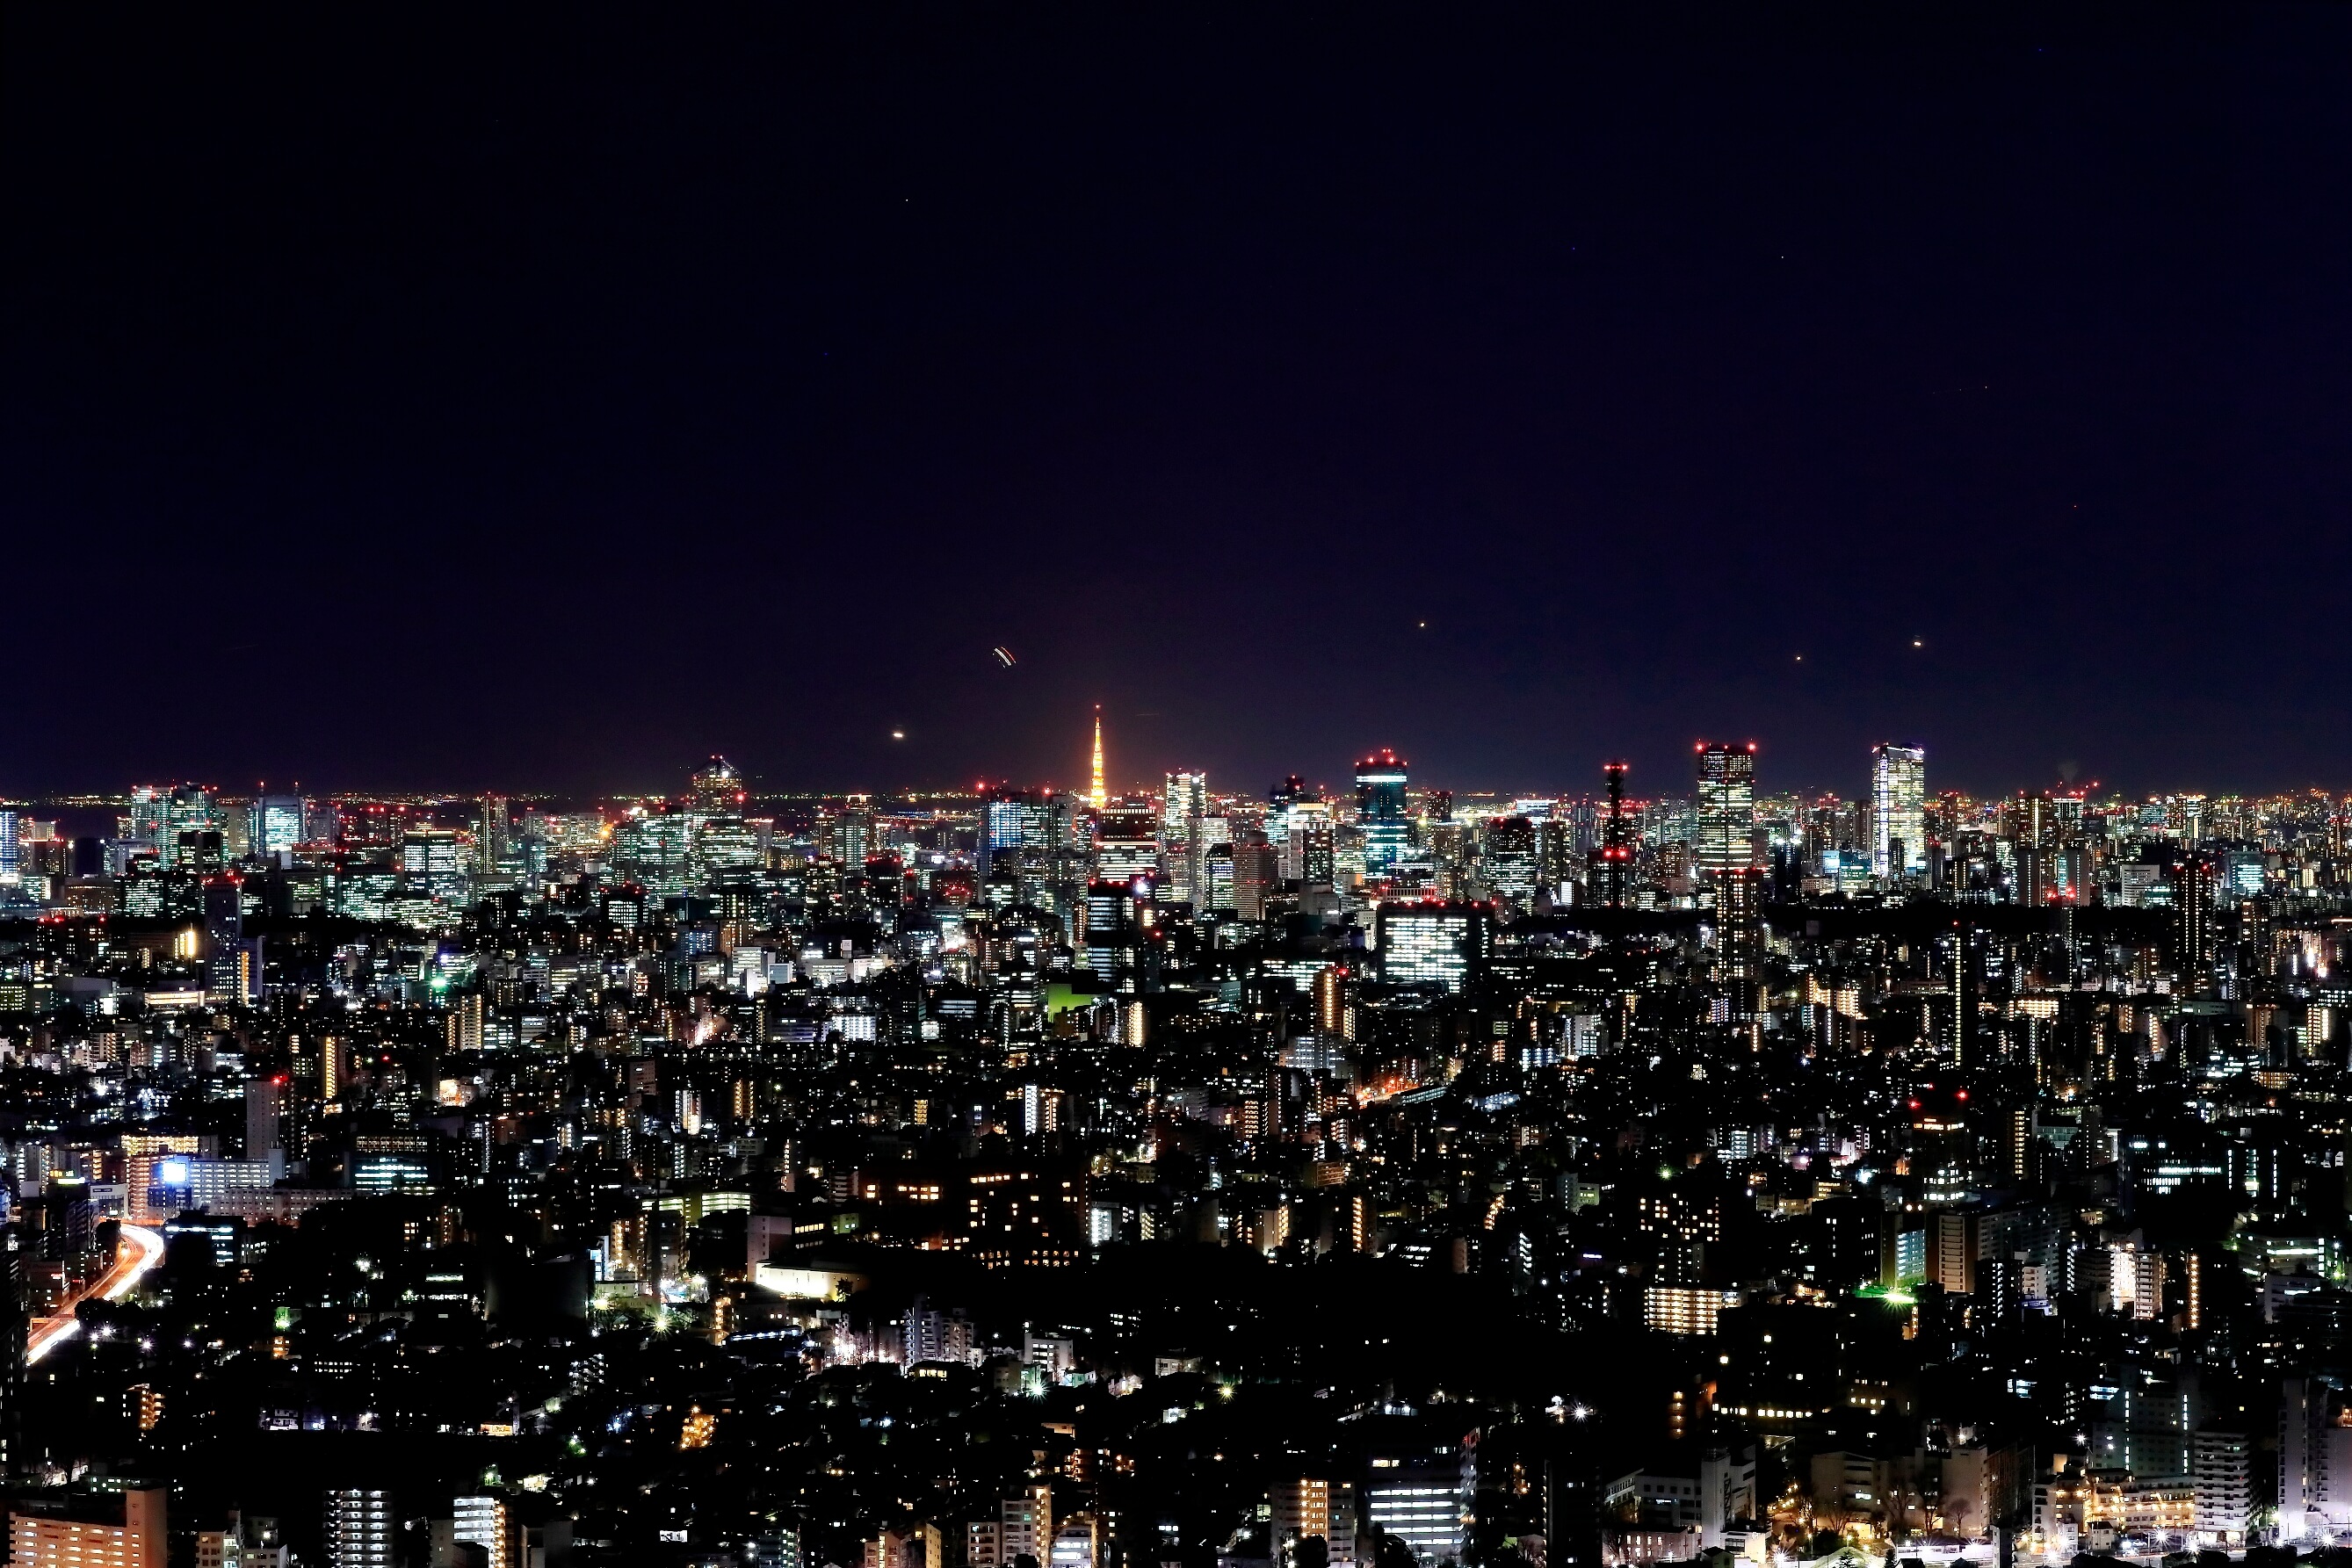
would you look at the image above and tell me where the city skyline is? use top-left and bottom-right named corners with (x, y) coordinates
top-left (2, 727), bottom-right (2334, 813)
top-left (8, 7), bottom-right (2352, 1568)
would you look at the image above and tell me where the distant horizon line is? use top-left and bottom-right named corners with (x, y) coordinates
top-left (4, 776), bottom-right (2345, 808)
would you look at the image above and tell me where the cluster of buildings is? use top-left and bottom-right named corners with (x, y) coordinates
top-left (2, 726), bottom-right (2350, 1568)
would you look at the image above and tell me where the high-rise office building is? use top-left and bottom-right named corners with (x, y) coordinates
top-left (166, 784), bottom-right (219, 845)
top-left (1092, 810), bottom-right (1158, 885)
top-left (253, 795), bottom-right (306, 857)
top-left (1377, 901), bottom-right (1493, 994)
top-left (174, 828), bottom-right (226, 874)
top-left (0, 810), bottom-right (18, 888)
top-left (205, 879), bottom-right (261, 1006)
top-left (1234, 834), bottom-right (1282, 920)
top-left (691, 755), bottom-right (745, 813)
top-left (1870, 744), bottom-right (1927, 881)
top-left (1081, 881), bottom-right (1143, 989)
top-left (1283, 798), bottom-right (1335, 885)
top-left (2009, 791), bottom-right (2056, 849)
top-left (400, 828), bottom-right (467, 905)
top-left (1196, 837), bottom-right (1236, 913)
top-left (476, 796), bottom-right (511, 878)
top-left (698, 814), bottom-right (769, 878)
top-left (127, 784), bottom-right (170, 848)
top-left (1355, 751), bottom-right (1412, 876)
top-left (1694, 743), bottom-right (1757, 877)
top-left (1480, 816), bottom-right (1538, 903)
top-left (980, 791), bottom-right (1053, 880)
top-left (1162, 771), bottom-right (1206, 840)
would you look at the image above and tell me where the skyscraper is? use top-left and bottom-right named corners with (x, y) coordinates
top-left (399, 828), bottom-right (467, 905)
top-left (127, 784), bottom-right (170, 848)
top-left (1161, 771), bottom-right (1206, 905)
top-left (254, 795), bottom-right (306, 857)
top-left (1283, 798), bottom-right (1335, 885)
top-left (1233, 833), bottom-right (1282, 921)
top-left (1092, 809), bottom-right (1158, 884)
top-left (1694, 743), bottom-right (1757, 877)
top-left (2008, 790), bottom-right (2055, 849)
top-left (1597, 762), bottom-right (1632, 909)
top-left (1355, 750), bottom-right (1412, 876)
top-left (1480, 817), bottom-right (1538, 903)
top-left (1870, 744), bottom-right (1926, 881)
top-left (2175, 856), bottom-right (2215, 993)
top-left (205, 879), bottom-right (261, 1006)
top-left (1713, 867), bottom-right (1764, 985)
top-left (691, 756), bottom-right (745, 813)
top-left (980, 790), bottom-right (1053, 880)
top-left (476, 796), bottom-right (511, 878)
top-left (1162, 772), bottom-right (1206, 838)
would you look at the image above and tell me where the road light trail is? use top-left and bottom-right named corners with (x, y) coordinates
top-left (26, 1223), bottom-right (164, 1365)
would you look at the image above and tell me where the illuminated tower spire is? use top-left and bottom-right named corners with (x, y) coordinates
top-left (1089, 706), bottom-right (1107, 810)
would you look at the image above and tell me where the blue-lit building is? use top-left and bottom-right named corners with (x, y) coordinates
top-left (981, 790), bottom-right (1053, 878)
top-left (1355, 750), bottom-right (1413, 876)
top-left (252, 795), bottom-right (307, 857)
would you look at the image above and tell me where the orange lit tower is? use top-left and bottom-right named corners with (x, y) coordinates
top-left (1088, 708), bottom-right (1107, 811)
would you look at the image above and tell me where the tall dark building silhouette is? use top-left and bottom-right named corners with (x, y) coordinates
top-left (2176, 856), bottom-right (2215, 993)
top-left (1597, 762), bottom-right (1632, 910)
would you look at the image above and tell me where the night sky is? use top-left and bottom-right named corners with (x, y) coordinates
top-left (7, 7), bottom-right (2349, 802)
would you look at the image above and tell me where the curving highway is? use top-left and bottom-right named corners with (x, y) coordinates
top-left (26, 1222), bottom-right (163, 1365)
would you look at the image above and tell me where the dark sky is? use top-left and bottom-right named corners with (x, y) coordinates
top-left (7, 6), bottom-right (2349, 803)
